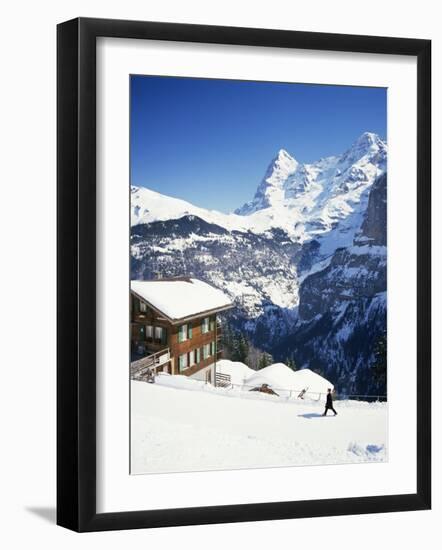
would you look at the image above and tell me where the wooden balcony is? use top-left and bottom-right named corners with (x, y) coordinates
top-left (131, 348), bottom-right (172, 380)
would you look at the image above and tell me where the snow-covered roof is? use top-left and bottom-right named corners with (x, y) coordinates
top-left (131, 278), bottom-right (233, 322)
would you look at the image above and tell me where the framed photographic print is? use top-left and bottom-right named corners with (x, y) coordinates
top-left (57, 17), bottom-right (431, 532)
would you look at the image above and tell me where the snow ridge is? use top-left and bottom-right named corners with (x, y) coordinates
top-left (131, 132), bottom-right (387, 257)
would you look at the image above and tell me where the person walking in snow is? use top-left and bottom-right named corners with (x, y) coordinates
top-left (322, 388), bottom-right (337, 416)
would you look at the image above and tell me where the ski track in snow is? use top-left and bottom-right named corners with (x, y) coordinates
top-left (131, 379), bottom-right (387, 475)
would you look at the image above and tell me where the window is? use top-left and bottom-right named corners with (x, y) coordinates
top-left (202, 317), bottom-right (210, 334)
top-left (178, 324), bottom-right (187, 343)
top-left (195, 348), bottom-right (201, 363)
top-left (210, 341), bottom-right (216, 356)
top-left (178, 323), bottom-right (192, 342)
top-left (154, 326), bottom-right (167, 345)
top-left (139, 300), bottom-right (147, 313)
top-left (145, 325), bottom-right (153, 339)
top-left (210, 316), bottom-right (215, 332)
top-left (189, 350), bottom-right (195, 366)
top-left (203, 343), bottom-right (211, 359)
top-left (178, 353), bottom-right (188, 371)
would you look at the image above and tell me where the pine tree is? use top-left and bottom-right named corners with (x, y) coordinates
top-left (230, 330), bottom-right (239, 361)
top-left (237, 333), bottom-right (249, 363)
top-left (221, 322), bottom-right (241, 362)
top-left (223, 323), bottom-right (234, 359)
top-left (286, 357), bottom-right (297, 371)
top-left (228, 330), bottom-right (247, 363)
top-left (372, 331), bottom-right (387, 391)
top-left (258, 352), bottom-right (273, 369)
top-left (245, 343), bottom-right (261, 370)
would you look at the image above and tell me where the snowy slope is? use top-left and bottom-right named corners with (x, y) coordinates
top-left (131, 378), bottom-right (387, 474)
top-left (131, 185), bottom-right (253, 232)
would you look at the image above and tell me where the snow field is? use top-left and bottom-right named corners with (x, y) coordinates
top-left (131, 373), bottom-right (387, 475)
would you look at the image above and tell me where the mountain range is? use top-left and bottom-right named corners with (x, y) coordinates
top-left (130, 132), bottom-right (387, 395)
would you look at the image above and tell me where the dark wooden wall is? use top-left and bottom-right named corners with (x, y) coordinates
top-left (130, 294), bottom-right (221, 376)
top-left (169, 318), bottom-right (218, 376)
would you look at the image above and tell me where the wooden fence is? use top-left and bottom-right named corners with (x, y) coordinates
top-left (215, 372), bottom-right (231, 388)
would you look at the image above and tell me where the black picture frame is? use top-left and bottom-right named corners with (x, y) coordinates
top-left (57, 17), bottom-right (431, 532)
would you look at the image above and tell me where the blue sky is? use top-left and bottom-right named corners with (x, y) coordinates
top-left (130, 75), bottom-right (386, 212)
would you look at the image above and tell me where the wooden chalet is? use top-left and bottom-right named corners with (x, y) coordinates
top-left (130, 277), bottom-right (234, 383)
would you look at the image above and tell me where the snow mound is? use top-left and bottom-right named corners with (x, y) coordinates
top-left (213, 361), bottom-right (334, 398)
top-left (216, 359), bottom-right (255, 386)
top-left (244, 364), bottom-right (333, 397)
top-left (290, 368), bottom-right (334, 395)
top-left (245, 363), bottom-right (298, 390)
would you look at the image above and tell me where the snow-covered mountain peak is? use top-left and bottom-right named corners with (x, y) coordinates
top-left (276, 148), bottom-right (296, 163)
top-left (236, 133), bottom-right (386, 217)
top-left (353, 131), bottom-right (384, 148)
top-left (265, 148), bottom-right (298, 185)
top-left (235, 149), bottom-right (298, 214)
top-left (341, 132), bottom-right (386, 164)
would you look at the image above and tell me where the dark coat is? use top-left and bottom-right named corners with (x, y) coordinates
top-left (326, 392), bottom-right (333, 407)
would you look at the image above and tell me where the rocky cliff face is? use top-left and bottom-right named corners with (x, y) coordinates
top-left (278, 174), bottom-right (387, 396)
top-left (356, 172), bottom-right (387, 246)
